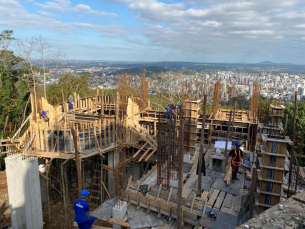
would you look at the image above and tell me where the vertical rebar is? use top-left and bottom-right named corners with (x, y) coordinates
top-left (177, 119), bottom-right (185, 229)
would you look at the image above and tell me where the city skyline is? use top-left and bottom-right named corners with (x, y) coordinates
top-left (1, 0), bottom-right (305, 64)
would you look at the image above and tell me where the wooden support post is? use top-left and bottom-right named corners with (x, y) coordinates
top-left (99, 119), bottom-right (102, 147)
top-left (88, 123), bottom-right (91, 150)
top-left (61, 161), bottom-right (68, 224)
top-left (177, 119), bottom-right (185, 229)
top-left (230, 101), bottom-right (236, 142)
top-left (101, 89), bottom-right (104, 117)
top-left (71, 127), bottom-right (82, 196)
top-left (283, 114), bottom-right (288, 138)
top-left (223, 110), bottom-right (232, 172)
top-left (288, 90), bottom-right (297, 198)
top-left (198, 94), bottom-right (207, 196)
top-left (46, 159), bottom-right (51, 222)
top-left (57, 125), bottom-right (60, 152)
top-left (249, 165), bottom-right (256, 218)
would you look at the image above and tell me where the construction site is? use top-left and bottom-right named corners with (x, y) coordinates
top-left (0, 74), bottom-right (303, 229)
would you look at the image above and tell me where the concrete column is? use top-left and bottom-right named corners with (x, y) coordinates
top-left (108, 151), bottom-right (118, 196)
top-left (112, 201), bottom-right (127, 229)
top-left (5, 155), bottom-right (43, 229)
top-left (108, 151), bottom-right (114, 196)
top-left (132, 162), bottom-right (141, 182)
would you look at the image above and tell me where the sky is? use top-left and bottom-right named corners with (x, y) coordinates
top-left (0, 0), bottom-right (305, 64)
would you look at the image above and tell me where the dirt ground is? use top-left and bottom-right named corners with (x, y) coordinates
top-left (0, 171), bottom-right (11, 228)
top-left (0, 171), bottom-right (112, 229)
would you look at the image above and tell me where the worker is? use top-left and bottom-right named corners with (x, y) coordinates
top-left (166, 104), bottom-right (181, 118)
top-left (73, 190), bottom-right (95, 229)
top-left (38, 109), bottom-right (49, 122)
top-left (69, 94), bottom-right (74, 110)
top-left (228, 142), bottom-right (244, 180)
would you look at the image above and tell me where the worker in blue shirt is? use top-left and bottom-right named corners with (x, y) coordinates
top-left (166, 104), bottom-right (182, 118)
top-left (73, 190), bottom-right (95, 229)
top-left (38, 109), bottom-right (49, 122)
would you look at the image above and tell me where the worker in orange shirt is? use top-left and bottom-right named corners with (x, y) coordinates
top-left (228, 142), bottom-right (244, 180)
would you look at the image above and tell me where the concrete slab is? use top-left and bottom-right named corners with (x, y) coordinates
top-left (201, 207), bottom-right (238, 229)
top-left (211, 172), bottom-right (244, 196)
top-left (189, 170), bottom-right (217, 191)
top-left (90, 198), bottom-right (115, 221)
top-left (127, 204), bottom-right (165, 229)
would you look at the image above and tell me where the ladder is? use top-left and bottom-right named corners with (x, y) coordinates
top-left (88, 159), bottom-right (102, 205)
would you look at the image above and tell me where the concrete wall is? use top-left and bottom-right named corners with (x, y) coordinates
top-left (5, 155), bottom-right (43, 229)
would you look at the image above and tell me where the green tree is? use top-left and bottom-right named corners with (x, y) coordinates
top-left (47, 74), bottom-right (95, 105)
top-left (0, 30), bottom-right (31, 138)
top-left (284, 101), bottom-right (305, 155)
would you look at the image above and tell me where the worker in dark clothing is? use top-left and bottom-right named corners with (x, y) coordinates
top-left (73, 190), bottom-right (95, 229)
top-left (38, 109), bottom-right (49, 122)
top-left (69, 94), bottom-right (74, 110)
top-left (228, 142), bottom-right (244, 180)
top-left (166, 104), bottom-right (182, 118)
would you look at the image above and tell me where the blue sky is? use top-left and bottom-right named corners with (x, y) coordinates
top-left (1, 0), bottom-right (305, 63)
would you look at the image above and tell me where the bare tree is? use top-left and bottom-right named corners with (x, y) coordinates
top-left (17, 37), bottom-right (38, 113)
top-left (35, 35), bottom-right (62, 99)
top-left (17, 35), bottom-right (63, 109)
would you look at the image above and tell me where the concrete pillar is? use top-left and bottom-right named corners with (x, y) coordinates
top-left (108, 151), bottom-right (114, 196)
top-left (112, 201), bottom-right (127, 229)
top-left (132, 162), bottom-right (141, 182)
top-left (5, 155), bottom-right (43, 229)
top-left (108, 151), bottom-right (118, 196)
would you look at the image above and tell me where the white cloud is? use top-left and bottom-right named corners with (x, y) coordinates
top-left (74, 4), bottom-right (118, 17)
top-left (295, 24), bottom-right (305, 28)
top-left (72, 23), bottom-right (127, 37)
top-left (35, 0), bottom-right (118, 17)
top-left (231, 30), bottom-right (274, 35)
top-left (35, 0), bottom-right (71, 12)
top-left (302, 37), bottom-right (305, 41)
top-left (37, 10), bottom-right (59, 18)
top-left (0, 0), bottom-right (126, 37)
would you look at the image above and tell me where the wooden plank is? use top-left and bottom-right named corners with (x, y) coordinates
top-left (108, 119), bottom-right (111, 145)
top-left (234, 183), bottom-right (244, 213)
top-left (213, 191), bottom-right (226, 210)
top-left (201, 191), bottom-right (209, 199)
top-left (138, 148), bottom-right (153, 162)
top-left (207, 189), bottom-right (220, 207)
top-left (56, 125), bottom-right (60, 152)
top-left (144, 149), bottom-right (157, 162)
top-left (222, 193), bottom-right (233, 208)
top-left (99, 119), bottom-right (102, 147)
top-left (229, 196), bottom-right (238, 216)
top-left (133, 143), bottom-right (149, 158)
top-left (208, 188), bottom-right (214, 198)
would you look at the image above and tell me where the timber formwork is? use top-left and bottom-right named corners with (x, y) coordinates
top-left (256, 134), bottom-right (292, 213)
top-left (256, 104), bottom-right (292, 214)
top-left (201, 109), bottom-right (253, 150)
top-left (183, 100), bottom-right (200, 154)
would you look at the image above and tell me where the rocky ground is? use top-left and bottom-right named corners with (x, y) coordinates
top-left (237, 191), bottom-right (305, 229)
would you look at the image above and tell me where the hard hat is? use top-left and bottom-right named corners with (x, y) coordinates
top-left (235, 142), bottom-right (241, 147)
top-left (81, 190), bottom-right (90, 198)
